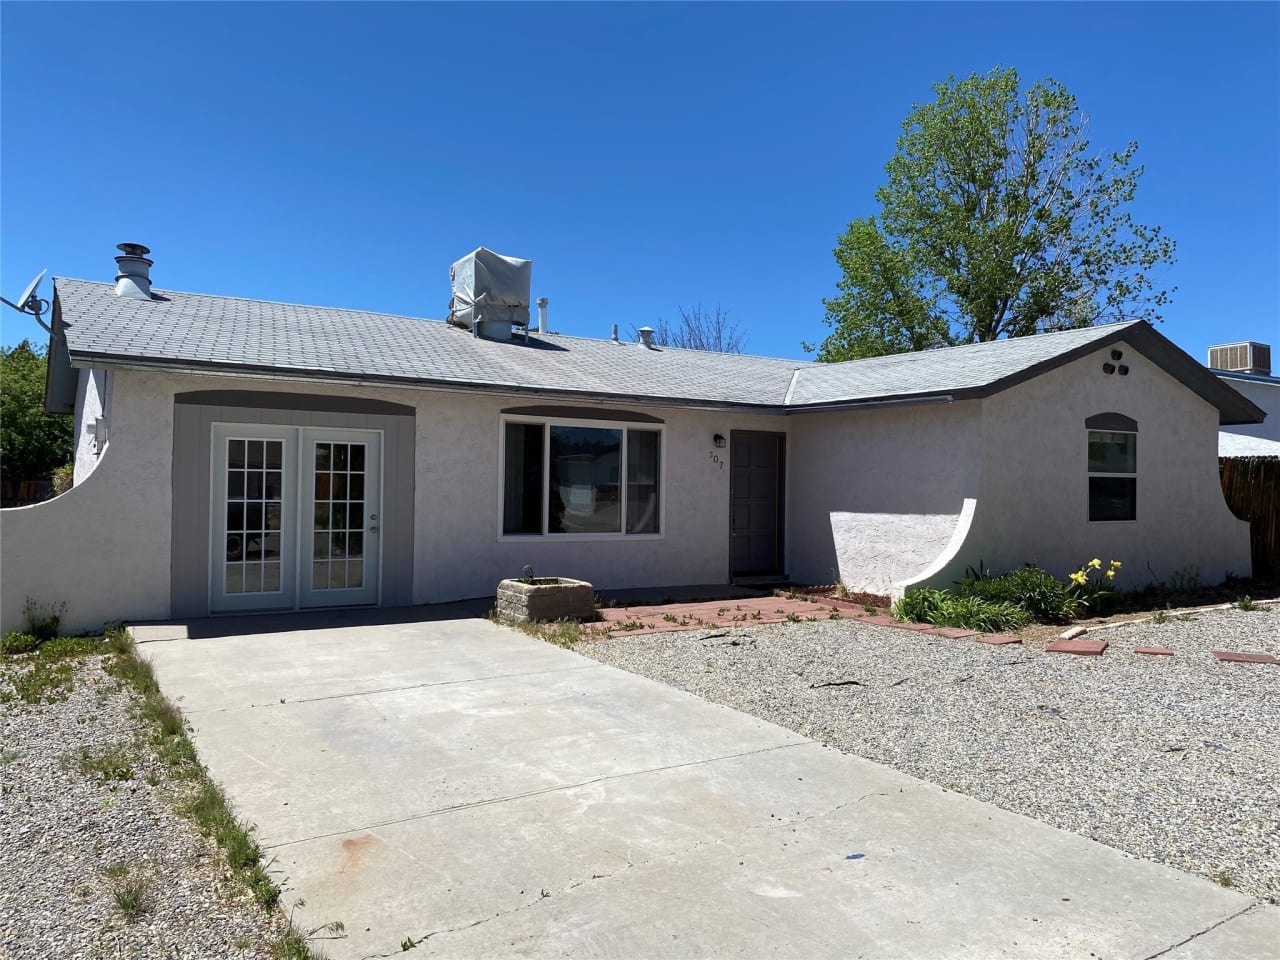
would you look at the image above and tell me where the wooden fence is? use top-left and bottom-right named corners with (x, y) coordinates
top-left (0, 476), bottom-right (55, 508)
top-left (1220, 457), bottom-right (1280, 578)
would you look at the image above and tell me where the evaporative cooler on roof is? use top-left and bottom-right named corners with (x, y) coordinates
top-left (447, 247), bottom-right (532, 341)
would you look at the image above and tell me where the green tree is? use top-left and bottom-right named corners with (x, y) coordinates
top-left (813, 67), bottom-right (1177, 362)
top-left (1, 339), bottom-right (73, 478)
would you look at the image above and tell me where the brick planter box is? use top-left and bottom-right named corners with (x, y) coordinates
top-left (496, 577), bottom-right (596, 623)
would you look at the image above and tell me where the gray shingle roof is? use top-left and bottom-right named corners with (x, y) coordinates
top-left (786, 323), bottom-right (1137, 406)
top-left (52, 278), bottom-right (1264, 424)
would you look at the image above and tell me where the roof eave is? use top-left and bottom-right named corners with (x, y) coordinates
top-left (65, 351), bottom-right (793, 415)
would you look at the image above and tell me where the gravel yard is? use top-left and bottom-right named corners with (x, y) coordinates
top-left (581, 606), bottom-right (1280, 903)
top-left (0, 654), bottom-right (289, 958)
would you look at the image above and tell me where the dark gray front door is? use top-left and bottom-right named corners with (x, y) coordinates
top-left (730, 431), bottom-right (784, 576)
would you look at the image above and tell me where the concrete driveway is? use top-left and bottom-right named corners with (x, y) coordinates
top-left (137, 607), bottom-right (1276, 959)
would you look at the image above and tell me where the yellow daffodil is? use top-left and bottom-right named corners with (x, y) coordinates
top-left (1070, 570), bottom-right (1088, 585)
top-left (1111, 560), bottom-right (1123, 569)
top-left (1089, 558), bottom-right (1102, 569)
top-left (1105, 569), bottom-right (1116, 580)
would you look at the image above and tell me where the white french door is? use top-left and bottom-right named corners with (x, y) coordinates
top-left (210, 425), bottom-right (381, 613)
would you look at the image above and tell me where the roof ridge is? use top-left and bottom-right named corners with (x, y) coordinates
top-left (813, 320), bottom-right (1143, 370)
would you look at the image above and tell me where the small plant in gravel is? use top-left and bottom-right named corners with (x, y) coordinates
top-left (1, 632), bottom-right (40, 655)
top-left (77, 742), bottom-right (135, 782)
top-left (111, 872), bottom-right (150, 922)
top-left (1236, 596), bottom-right (1260, 612)
top-left (270, 899), bottom-right (347, 959)
top-left (1, 657), bottom-right (77, 704)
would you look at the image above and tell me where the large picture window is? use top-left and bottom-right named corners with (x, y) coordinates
top-left (501, 418), bottom-right (662, 537)
top-left (1088, 425), bottom-right (1136, 522)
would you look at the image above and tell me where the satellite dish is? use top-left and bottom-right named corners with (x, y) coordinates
top-left (1, 268), bottom-right (52, 333)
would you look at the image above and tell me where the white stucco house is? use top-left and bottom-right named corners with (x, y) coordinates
top-left (1209, 341), bottom-right (1280, 459)
top-left (0, 245), bottom-right (1266, 635)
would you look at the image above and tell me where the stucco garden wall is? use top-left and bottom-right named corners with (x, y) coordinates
top-left (906, 340), bottom-right (1252, 595)
top-left (1, 369), bottom-right (173, 635)
top-left (786, 401), bottom-right (981, 594)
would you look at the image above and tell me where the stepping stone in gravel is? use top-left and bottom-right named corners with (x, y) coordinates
top-left (1045, 638), bottom-right (1108, 656)
top-left (1212, 651), bottom-right (1279, 665)
top-left (929, 627), bottom-right (980, 640)
top-left (1135, 646), bottom-right (1175, 656)
top-left (976, 634), bottom-right (1022, 645)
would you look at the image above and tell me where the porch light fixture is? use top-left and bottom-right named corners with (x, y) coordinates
top-left (713, 433), bottom-right (726, 448)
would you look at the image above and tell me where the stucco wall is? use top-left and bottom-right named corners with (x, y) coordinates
top-left (1218, 377), bottom-right (1279, 440)
top-left (1, 367), bottom-right (786, 631)
top-left (907, 340), bottom-right (1252, 594)
top-left (411, 392), bottom-right (785, 601)
top-left (72, 368), bottom-right (111, 483)
top-left (786, 401), bottom-right (981, 594)
top-left (1, 369), bottom-right (173, 635)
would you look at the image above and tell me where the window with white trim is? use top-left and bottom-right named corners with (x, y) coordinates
top-left (501, 418), bottom-right (662, 537)
top-left (1087, 413), bottom-right (1137, 522)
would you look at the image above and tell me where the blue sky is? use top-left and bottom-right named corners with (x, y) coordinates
top-left (2, 2), bottom-right (1277, 365)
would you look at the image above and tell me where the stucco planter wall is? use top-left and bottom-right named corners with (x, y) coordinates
top-left (496, 577), bottom-right (596, 623)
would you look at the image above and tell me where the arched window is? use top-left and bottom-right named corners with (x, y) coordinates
top-left (1086, 413), bottom-right (1137, 522)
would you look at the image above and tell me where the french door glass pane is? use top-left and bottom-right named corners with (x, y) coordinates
top-left (311, 441), bottom-right (368, 591)
top-left (225, 438), bottom-right (285, 595)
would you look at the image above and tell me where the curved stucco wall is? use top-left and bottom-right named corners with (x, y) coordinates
top-left (786, 401), bottom-right (981, 594)
top-left (908, 341), bottom-right (1251, 594)
top-left (1, 369), bottom-right (175, 635)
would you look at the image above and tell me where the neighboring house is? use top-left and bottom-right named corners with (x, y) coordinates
top-left (1209, 341), bottom-right (1280, 458)
top-left (0, 244), bottom-right (1264, 634)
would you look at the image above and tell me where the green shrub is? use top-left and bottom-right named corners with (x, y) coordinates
top-left (894, 588), bottom-right (950, 625)
top-left (52, 463), bottom-right (75, 496)
top-left (1, 632), bottom-right (40, 656)
top-left (959, 567), bottom-right (1081, 623)
top-left (894, 590), bottom-right (1030, 633)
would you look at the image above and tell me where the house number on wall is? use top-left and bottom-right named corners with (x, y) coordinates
top-left (709, 452), bottom-right (724, 470)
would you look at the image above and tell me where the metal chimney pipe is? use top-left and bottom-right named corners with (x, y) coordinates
top-left (114, 242), bottom-right (153, 300)
top-left (638, 325), bottom-right (655, 349)
top-left (536, 297), bottom-right (548, 333)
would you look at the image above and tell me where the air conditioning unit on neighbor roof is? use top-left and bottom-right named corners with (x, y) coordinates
top-left (447, 247), bottom-right (532, 342)
top-left (1208, 341), bottom-right (1271, 376)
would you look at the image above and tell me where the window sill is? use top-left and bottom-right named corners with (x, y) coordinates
top-left (497, 533), bottom-right (665, 543)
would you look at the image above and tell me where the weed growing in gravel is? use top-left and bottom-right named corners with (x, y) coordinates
top-left (1215, 871), bottom-right (1236, 889)
top-left (271, 898), bottom-right (347, 959)
top-left (0, 657), bottom-right (77, 704)
top-left (1236, 596), bottom-right (1260, 612)
top-left (103, 860), bottom-right (130, 879)
top-left (77, 743), bottom-right (135, 782)
top-left (39, 636), bottom-right (103, 659)
top-left (1, 632), bottom-right (40, 655)
top-left (111, 872), bottom-right (150, 922)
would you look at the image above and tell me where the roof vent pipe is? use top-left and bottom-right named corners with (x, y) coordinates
top-left (114, 242), bottom-right (153, 300)
top-left (611, 323), bottom-right (619, 343)
top-left (638, 325), bottom-right (655, 349)
top-left (536, 297), bottom-right (548, 333)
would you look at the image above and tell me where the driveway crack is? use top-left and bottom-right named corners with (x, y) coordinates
top-left (1140, 903), bottom-right (1263, 960)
